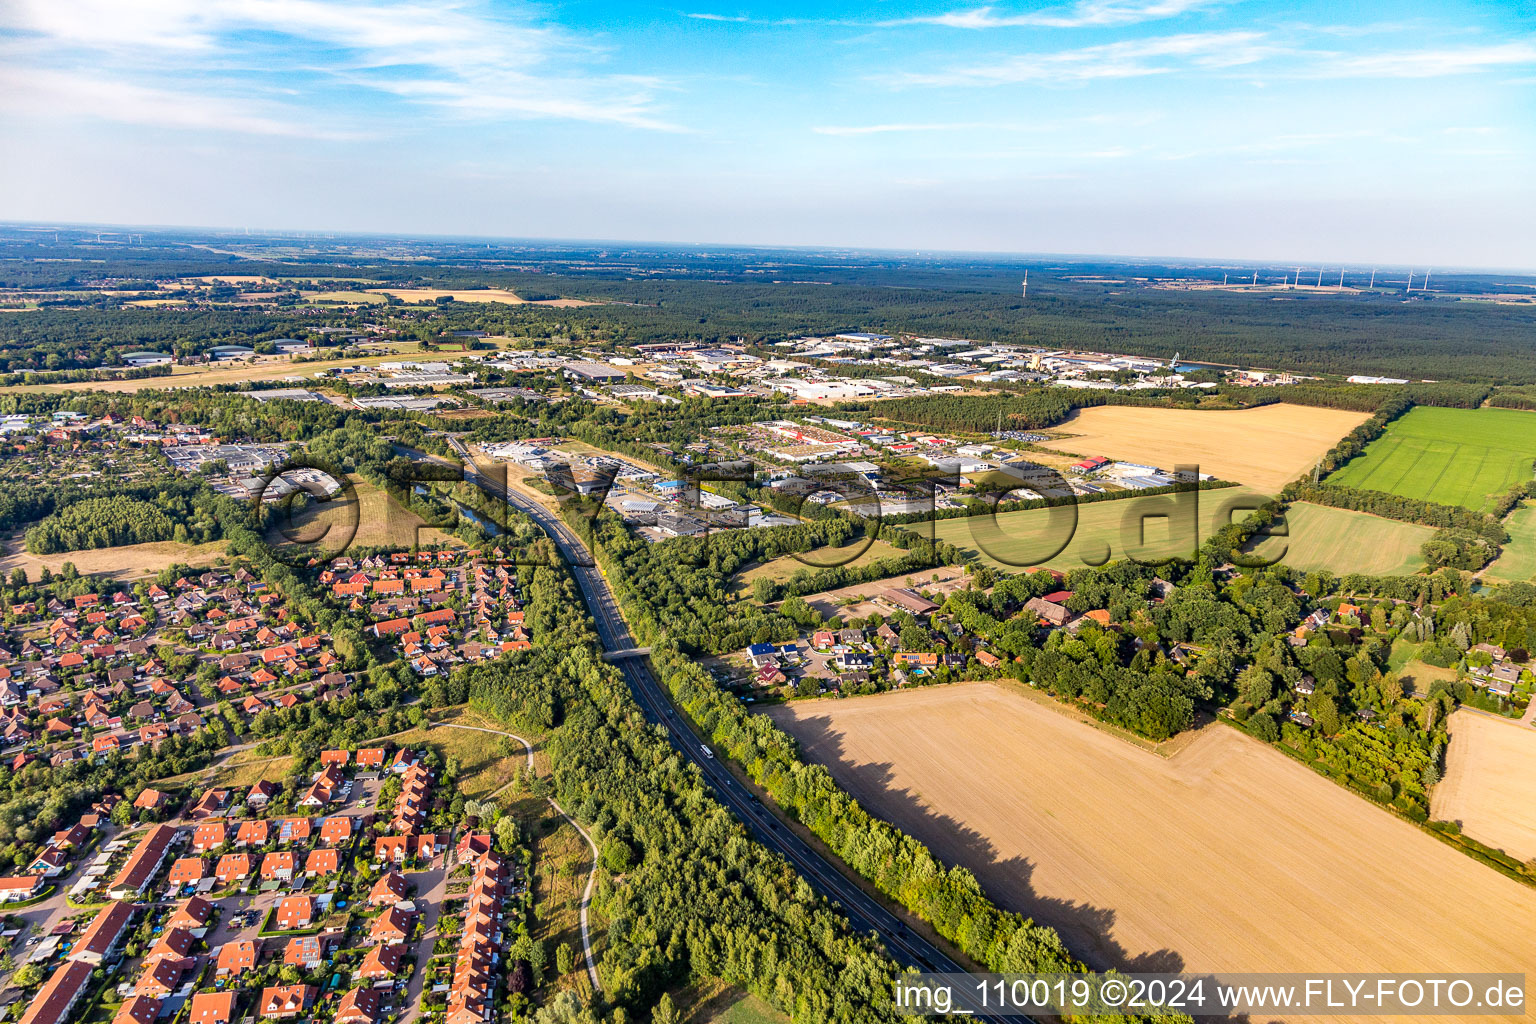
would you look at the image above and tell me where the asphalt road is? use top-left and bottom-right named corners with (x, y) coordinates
top-left (407, 442), bottom-right (1016, 1019)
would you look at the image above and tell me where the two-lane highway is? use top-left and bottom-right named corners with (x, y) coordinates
top-left (418, 442), bottom-right (1012, 1013)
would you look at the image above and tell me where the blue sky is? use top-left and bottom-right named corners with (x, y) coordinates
top-left (3, 0), bottom-right (1534, 266)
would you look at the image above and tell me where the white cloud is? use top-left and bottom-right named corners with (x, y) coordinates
top-left (0, 0), bottom-right (679, 133)
top-left (812, 112), bottom-right (1159, 135)
top-left (890, 0), bottom-right (1224, 30)
top-left (889, 31), bottom-right (1277, 87)
top-left (1307, 41), bottom-right (1536, 78)
top-left (879, 33), bottom-right (1536, 90)
top-left (0, 66), bottom-right (356, 138)
top-left (683, 11), bottom-right (813, 26)
top-left (812, 122), bottom-right (985, 135)
top-left (0, 0), bottom-right (221, 54)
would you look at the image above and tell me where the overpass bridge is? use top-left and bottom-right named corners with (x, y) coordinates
top-left (600, 647), bottom-right (652, 662)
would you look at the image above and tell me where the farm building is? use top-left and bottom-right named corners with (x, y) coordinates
top-left (121, 351), bottom-right (173, 367)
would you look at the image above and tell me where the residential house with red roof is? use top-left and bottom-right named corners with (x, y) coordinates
top-left (274, 895), bottom-right (312, 930)
top-left (19, 960), bottom-right (95, 1024)
top-left (192, 821), bottom-right (227, 852)
top-left (112, 996), bottom-right (161, 1024)
top-left (214, 940), bottom-right (258, 977)
top-left (234, 819), bottom-right (270, 847)
top-left (334, 988), bottom-right (382, 1024)
top-left (188, 992), bottom-right (237, 1024)
top-left (355, 943), bottom-right (405, 980)
top-left (165, 896), bottom-right (215, 932)
top-left (304, 848), bottom-right (339, 876)
top-left (369, 870), bottom-right (409, 906)
top-left (214, 853), bottom-right (252, 884)
top-left (135, 956), bottom-right (192, 998)
top-left (166, 856), bottom-right (206, 887)
top-left (69, 901), bottom-right (135, 965)
top-left (260, 851), bottom-right (296, 881)
top-left (110, 824), bottom-right (177, 898)
top-left (367, 906), bottom-right (413, 944)
top-left (319, 816), bottom-right (354, 845)
top-left (284, 935), bottom-right (326, 969)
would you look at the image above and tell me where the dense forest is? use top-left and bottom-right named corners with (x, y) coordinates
top-left (0, 307), bottom-right (353, 371)
top-left (4, 231), bottom-right (1536, 380)
top-left (411, 273), bottom-right (1536, 383)
top-left (26, 492), bottom-right (203, 554)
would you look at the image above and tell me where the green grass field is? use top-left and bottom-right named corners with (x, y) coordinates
top-left (1387, 638), bottom-right (1458, 697)
top-left (730, 538), bottom-right (904, 594)
top-left (1242, 502), bottom-right (1433, 577)
top-left (665, 979), bottom-right (787, 1024)
top-left (710, 994), bottom-right (786, 1024)
top-left (1482, 500), bottom-right (1536, 584)
top-left (383, 707), bottom-right (524, 799)
top-left (923, 487), bottom-right (1269, 572)
top-left (1326, 407), bottom-right (1536, 512)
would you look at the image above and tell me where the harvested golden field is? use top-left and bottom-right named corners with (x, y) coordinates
top-left (768, 684), bottom-right (1536, 1012)
top-left (0, 533), bottom-right (228, 580)
top-left (363, 287), bottom-right (594, 306)
top-left (186, 275), bottom-right (280, 285)
top-left (366, 287), bottom-right (526, 304)
top-left (304, 290), bottom-right (386, 304)
top-left (1047, 403), bottom-right (1371, 492)
top-left (207, 753), bottom-right (296, 790)
top-left (1432, 710), bottom-right (1536, 862)
top-left (270, 475), bottom-right (463, 553)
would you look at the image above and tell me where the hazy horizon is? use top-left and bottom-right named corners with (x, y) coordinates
top-left (10, 219), bottom-right (1536, 276)
top-left (4, 0), bottom-right (1533, 267)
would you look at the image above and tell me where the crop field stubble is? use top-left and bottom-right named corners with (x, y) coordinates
top-left (1432, 710), bottom-right (1536, 862)
top-left (1043, 404), bottom-right (1373, 492)
top-left (767, 683), bottom-right (1536, 1024)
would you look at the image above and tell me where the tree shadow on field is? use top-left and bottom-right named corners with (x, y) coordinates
top-left (779, 711), bottom-right (1185, 975)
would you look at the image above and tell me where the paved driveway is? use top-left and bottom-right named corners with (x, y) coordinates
top-left (395, 859), bottom-right (449, 1024)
